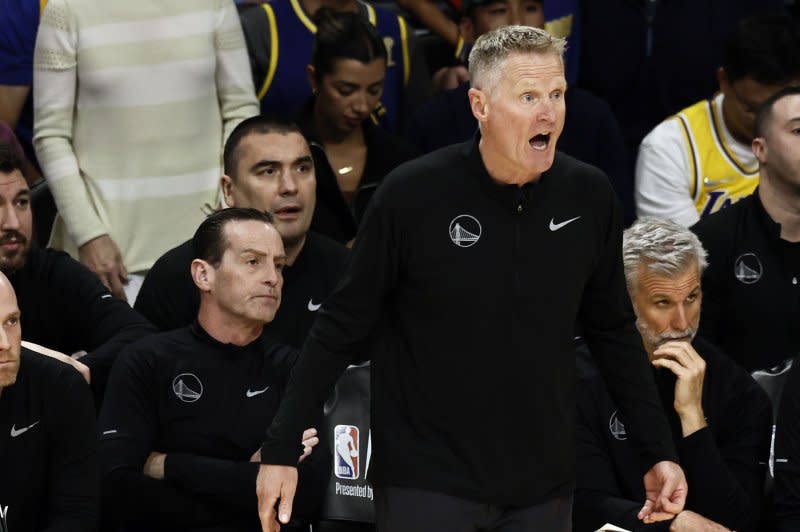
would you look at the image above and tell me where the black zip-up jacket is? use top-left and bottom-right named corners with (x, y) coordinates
top-left (98, 323), bottom-right (329, 531)
top-left (574, 339), bottom-right (771, 532)
top-left (262, 136), bottom-right (677, 506)
top-left (691, 189), bottom-right (800, 372)
top-left (0, 349), bottom-right (98, 532)
top-left (296, 98), bottom-right (418, 244)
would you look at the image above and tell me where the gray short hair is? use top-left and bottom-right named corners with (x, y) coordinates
top-left (468, 25), bottom-right (566, 90)
top-left (622, 218), bottom-right (708, 293)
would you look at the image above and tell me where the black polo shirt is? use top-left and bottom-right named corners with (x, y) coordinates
top-left (691, 190), bottom-right (800, 371)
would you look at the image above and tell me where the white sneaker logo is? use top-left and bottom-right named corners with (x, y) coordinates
top-left (549, 216), bottom-right (581, 231)
top-left (246, 385), bottom-right (270, 398)
top-left (307, 299), bottom-right (322, 312)
top-left (10, 420), bottom-right (40, 438)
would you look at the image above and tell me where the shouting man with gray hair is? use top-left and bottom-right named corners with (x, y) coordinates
top-left (255, 25), bottom-right (687, 531)
top-left (573, 217), bottom-right (772, 532)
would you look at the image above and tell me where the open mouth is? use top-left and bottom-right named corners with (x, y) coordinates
top-left (529, 133), bottom-right (551, 151)
top-left (274, 205), bottom-right (301, 217)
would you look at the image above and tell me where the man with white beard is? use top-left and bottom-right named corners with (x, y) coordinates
top-left (573, 217), bottom-right (772, 532)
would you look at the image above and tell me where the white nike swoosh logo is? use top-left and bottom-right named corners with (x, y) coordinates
top-left (246, 386), bottom-right (270, 398)
top-left (10, 420), bottom-right (40, 438)
top-left (307, 299), bottom-right (321, 312)
top-left (549, 216), bottom-right (581, 231)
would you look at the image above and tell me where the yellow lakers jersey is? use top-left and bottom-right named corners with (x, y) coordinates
top-left (673, 96), bottom-right (759, 218)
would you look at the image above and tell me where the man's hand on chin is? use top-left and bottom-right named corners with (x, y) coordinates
top-left (639, 461), bottom-right (687, 523)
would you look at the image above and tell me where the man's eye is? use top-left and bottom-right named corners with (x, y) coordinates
top-left (6, 317), bottom-right (18, 327)
top-left (15, 199), bottom-right (29, 208)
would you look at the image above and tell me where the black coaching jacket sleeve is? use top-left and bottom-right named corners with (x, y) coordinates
top-left (579, 191), bottom-right (678, 471)
top-left (98, 346), bottom-right (225, 527)
top-left (45, 252), bottom-right (155, 397)
top-left (261, 175), bottom-right (402, 465)
top-left (44, 362), bottom-right (99, 532)
top-left (165, 445), bottom-right (328, 522)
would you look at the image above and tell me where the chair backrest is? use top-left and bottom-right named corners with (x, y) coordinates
top-left (751, 357), bottom-right (794, 501)
top-left (320, 362), bottom-right (375, 523)
top-left (752, 358), bottom-right (794, 424)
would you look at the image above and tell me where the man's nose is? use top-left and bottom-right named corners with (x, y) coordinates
top-left (538, 99), bottom-right (557, 122)
top-left (0, 327), bottom-right (11, 351)
top-left (263, 263), bottom-right (280, 286)
top-left (0, 206), bottom-right (20, 230)
top-left (670, 305), bottom-right (690, 331)
top-left (279, 172), bottom-right (298, 195)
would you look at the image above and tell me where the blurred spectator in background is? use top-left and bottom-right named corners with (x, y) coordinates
top-left (0, 0), bottom-right (44, 175)
top-left (0, 121), bottom-right (39, 186)
top-left (300, 9), bottom-right (417, 245)
top-left (691, 86), bottom-right (800, 372)
top-left (406, 4), bottom-right (633, 222)
top-left (33, 0), bottom-right (258, 302)
top-left (240, 0), bottom-right (411, 131)
top-left (578, 0), bottom-right (785, 161)
top-left (636, 14), bottom-right (800, 227)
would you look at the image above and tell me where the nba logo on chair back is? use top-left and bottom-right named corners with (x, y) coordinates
top-left (334, 425), bottom-right (360, 480)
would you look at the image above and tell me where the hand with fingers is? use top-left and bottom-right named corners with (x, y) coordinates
top-left (651, 340), bottom-right (707, 437)
top-left (257, 464), bottom-right (298, 532)
top-left (298, 428), bottom-right (319, 464)
top-left (78, 234), bottom-right (129, 301)
top-left (254, 427), bottom-right (318, 531)
top-left (639, 460), bottom-right (687, 523)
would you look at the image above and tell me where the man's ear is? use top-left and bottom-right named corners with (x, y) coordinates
top-left (220, 175), bottom-right (235, 208)
top-left (752, 136), bottom-right (768, 165)
top-left (468, 87), bottom-right (489, 123)
top-left (191, 259), bottom-right (214, 292)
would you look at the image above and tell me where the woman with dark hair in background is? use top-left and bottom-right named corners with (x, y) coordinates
top-left (297, 8), bottom-right (418, 246)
